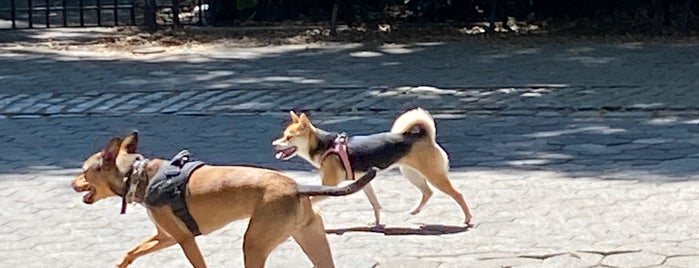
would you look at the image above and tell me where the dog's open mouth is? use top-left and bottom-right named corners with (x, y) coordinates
top-left (75, 184), bottom-right (96, 204)
top-left (274, 146), bottom-right (297, 160)
top-left (83, 187), bottom-right (96, 204)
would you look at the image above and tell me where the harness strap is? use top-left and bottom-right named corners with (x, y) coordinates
top-left (156, 150), bottom-right (203, 236)
top-left (321, 133), bottom-right (354, 180)
top-left (171, 179), bottom-right (201, 236)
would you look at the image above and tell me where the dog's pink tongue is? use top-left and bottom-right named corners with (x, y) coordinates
top-left (275, 152), bottom-right (284, 159)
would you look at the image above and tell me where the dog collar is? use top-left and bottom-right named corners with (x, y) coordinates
top-left (121, 158), bottom-right (149, 214)
top-left (321, 132), bottom-right (354, 180)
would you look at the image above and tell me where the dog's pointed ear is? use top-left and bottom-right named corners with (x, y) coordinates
top-left (298, 113), bottom-right (310, 129)
top-left (102, 137), bottom-right (122, 164)
top-left (289, 111), bottom-right (300, 123)
top-left (121, 131), bottom-right (139, 154)
top-left (298, 113), bottom-right (309, 123)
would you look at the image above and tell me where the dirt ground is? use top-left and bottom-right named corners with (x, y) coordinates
top-left (1, 18), bottom-right (698, 53)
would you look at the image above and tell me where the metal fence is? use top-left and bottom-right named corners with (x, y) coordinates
top-left (0, 0), bottom-right (204, 29)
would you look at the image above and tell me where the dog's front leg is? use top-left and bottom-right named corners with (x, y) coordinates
top-left (178, 237), bottom-right (207, 268)
top-left (362, 183), bottom-right (382, 226)
top-left (311, 157), bottom-right (347, 205)
top-left (117, 233), bottom-right (176, 268)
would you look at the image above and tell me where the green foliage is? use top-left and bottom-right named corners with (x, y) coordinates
top-left (237, 0), bottom-right (258, 11)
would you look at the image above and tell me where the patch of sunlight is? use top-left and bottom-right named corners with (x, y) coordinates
top-left (646, 117), bottom-right (679, 125)
top-left (317, 117), bottom-right (364, 125)
top-left (531, 152), bottom-right (575, 159)
top-left (521, 92), bottom-right (542, 97)
top-left (261, 76), bottom-right (301, 82)
top-left (0, 50), bottom-right (28, 58)
top-left (184, 56), bottom-right (210, 63)
top-left (31, 28), bottom-right (117, 39)
top-left (226, 76), bottom-right (323, 85)
top-left (432, 113), bottom-right (467, 119)
top-left (298, 78), bottom-right (324, 84)
top-left (617, 42), bottom-right (644, 49)
top-left (497, 88), bottom-right (519, 94)
top-left (507, 159), bottom-right (551, 166)
top-left (212, 101), bottom-right (274, 110)
top-left (381, 61), bottom-right (401, 66)
top-left (194, 70), bottom-right (236, 81)
top-left (386, 86), bottom-right (458, 95)
top-left (379, 44), bottom-right (418, 54)
top-left (487, 53), bottom-right (512, 59)
top-left (115, 78), bottom-right (151, 85)
top-left (206, 83), bottom-right (234, 89)
top-left (412, 42), bottom-right (445, 47)
top-left (513, 48), bottom-right (541, 55)
top-left (350, 51), bottom-right (383, 58)
top-left (526, 84), bottom-right (569, 88)
top-left (526, 125), bottom-right (627, 138)
top-left (629, 103), bottom-right (665, 109)
top-left (413, 86), bottom-right (457, 95)
top-left (149, 70), bottom-right (174, 76)
top-left (212, 51), bottom-right (263, 60)
top-left (565, 56), bottom-right (616, 65)
top-left (681, 119), bottom-right (699, 124)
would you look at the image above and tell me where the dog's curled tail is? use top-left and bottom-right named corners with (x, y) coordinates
top-left (390, 108), bottom-right (436, 141)
top-left (297, 168), bottom-right (378, 196)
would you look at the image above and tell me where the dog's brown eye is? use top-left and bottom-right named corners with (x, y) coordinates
top-left (285, 136), bottom-right (292, 141)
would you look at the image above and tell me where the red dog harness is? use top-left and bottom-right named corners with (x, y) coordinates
top-left (321, 133), bottom-right (354, 180)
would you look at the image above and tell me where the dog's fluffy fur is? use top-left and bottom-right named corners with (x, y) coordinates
top-left (273, 108), bottom-right (472, 225)
top-left (71, 132), bottom-right (376, 268)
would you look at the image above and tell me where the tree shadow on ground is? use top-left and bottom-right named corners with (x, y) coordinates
top-left (0, 35), bottom-right (698, 182)
top-left (0, 112), bottom-right (698, 183)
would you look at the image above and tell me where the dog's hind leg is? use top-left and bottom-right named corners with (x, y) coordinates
top-left (406, 145), bottom-right (473, 225)
top-left (362, 182), bottom-right (382, 226)
top-left (118, 231), bottom-right (176, 268)
top-left (243, 205), bottom-right (297, 268)
top-left (399, 165), bottom-right (433, 215)
top-left (292, 203), bottom-right (335, 268)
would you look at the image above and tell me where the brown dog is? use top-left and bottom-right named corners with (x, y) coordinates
top-left (71, 131), bottom-right (377, 268)
top-left (272, 108), bottom-right (472, 226)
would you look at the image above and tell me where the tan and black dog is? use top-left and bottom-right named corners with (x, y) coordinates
top-left (272, 108), bottom-right (472, 226)
top-left (71, 131), bottom-right (377, 268)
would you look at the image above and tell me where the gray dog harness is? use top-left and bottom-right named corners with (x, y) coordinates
top-left (144, 150), bottom-right (205, 236)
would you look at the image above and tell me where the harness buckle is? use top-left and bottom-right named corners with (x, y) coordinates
top-left (336, 132), bottom-right (349, 144)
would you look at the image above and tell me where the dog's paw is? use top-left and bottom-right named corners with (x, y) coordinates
top-left (409, 208), bottom-right (421, 215)
top-left (464, 217), bottom-right (474, 228)
top-left (369, 224), bottom-right (386, 232)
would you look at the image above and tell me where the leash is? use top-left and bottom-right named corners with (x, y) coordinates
top-left (321, 132), bottom-right (354, 180)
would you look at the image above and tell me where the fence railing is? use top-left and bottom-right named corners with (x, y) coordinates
top-left (0, 0), bottom-right (204, 29)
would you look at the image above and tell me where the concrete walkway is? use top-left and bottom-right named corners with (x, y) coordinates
top-left (0, 29), bottom-right (698, 267)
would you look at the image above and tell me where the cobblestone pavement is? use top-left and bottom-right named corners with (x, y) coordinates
top-left (1, 29), bottom-right (699, 267)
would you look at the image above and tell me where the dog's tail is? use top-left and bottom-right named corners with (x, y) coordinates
top-left (297, 168), bottom-right (378, 196)
top-left (390, 108), bottom-right (436, 142)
